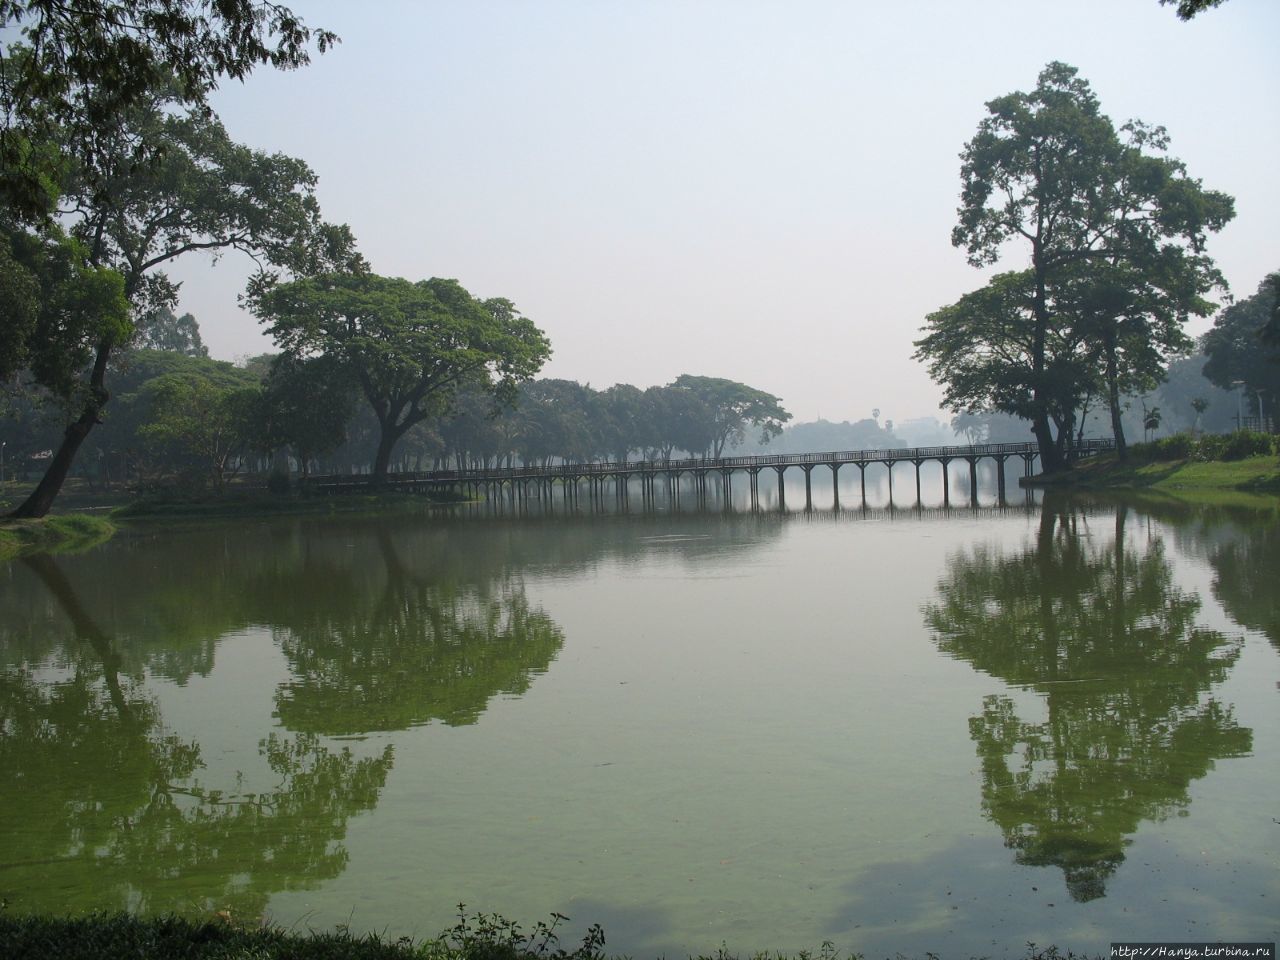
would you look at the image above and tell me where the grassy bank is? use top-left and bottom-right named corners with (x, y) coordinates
top-left (1031, 431), bottom-right (1280, 498)
top-left (0, 514), bottom-right (117, 561)
top-left (0, 911), bottom-right (1099, 960)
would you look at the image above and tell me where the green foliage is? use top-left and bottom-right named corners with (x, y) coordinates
top-left (135, 375), bottom-right (260, 491)
top-left (1202, 270), bottom-right (1280, 411)
top-left (253, 273), bottom-right (550, 481)
top-left (132, 304), bottom-right (208, 356)
top-left (8, 78), bottom-right (348, 516)
top-left (1159, 0), bottom-right (1229, 18)
top-left (252, 353), bottom-right (357, 472)
top-left (1124, 430), bottom-right (1274, 465)
top-left (423, 905), bottom-right (605, 960)
top-left (1215, 430), bottom-right (1275, 461)
top-left (935, 61), bottom-right (1233, 469)
top-left (0, 1), bottom-right (335, 221)
top-left (0, 221), bottom-right (130, 399)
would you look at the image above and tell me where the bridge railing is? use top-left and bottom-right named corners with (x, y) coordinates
top-left (300, 438), bottom-right (1115, 490)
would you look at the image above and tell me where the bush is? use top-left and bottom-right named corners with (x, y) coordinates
top-left (1146, 434), bottom-right (1194, 462)
top-left (1218, 430), bottom-right (1275, 461)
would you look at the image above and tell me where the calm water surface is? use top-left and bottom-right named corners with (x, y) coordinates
top-left (1, 491), bottom-right (1277, 956)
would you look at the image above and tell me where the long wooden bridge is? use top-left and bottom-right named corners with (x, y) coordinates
top-left (301, 439), bottom-right (1116, 510)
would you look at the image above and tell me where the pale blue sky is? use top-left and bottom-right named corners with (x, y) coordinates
top-left (171, 0), bottom-right (1280, 426)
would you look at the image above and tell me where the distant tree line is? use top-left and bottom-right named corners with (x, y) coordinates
top-left (2, 336), bottom-right (794, 491)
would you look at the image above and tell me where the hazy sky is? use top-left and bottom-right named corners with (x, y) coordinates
top-left (170, 0), bottom-right (1280, 427)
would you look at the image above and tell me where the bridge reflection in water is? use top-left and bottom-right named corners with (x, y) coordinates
top-left (302, 439), bottom-right (1116, 512)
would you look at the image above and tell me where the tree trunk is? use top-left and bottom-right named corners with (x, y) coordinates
top-left (1105, 340), bottom-right (1128, 460)
top-left (10, 340), bottom-right (112, 518)
top-left (371, 423), bottom-right (401, 487)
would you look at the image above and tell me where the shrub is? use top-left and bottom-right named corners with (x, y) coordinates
top-left (1218, 430), bottom-right (1275, 461)
top-left (1148, 434), bottom-right (1194, 461)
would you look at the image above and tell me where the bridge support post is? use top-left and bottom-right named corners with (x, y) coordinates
top-left (913, 460), bottom-right (922, 506)
top-left (802, 464), bottom-right (813, 511)
top-left (774, 466), bottom-right (786, 510)
top-left (968, 457), bottom-right (979, 506)
top-left (995, 456), bottom-right (1008, 504)
top-left (831, 463), bottom-right (840, 510)
top-left (941, 459), bottom-right (951, 507)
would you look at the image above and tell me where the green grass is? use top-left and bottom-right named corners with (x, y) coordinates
top-left (1038, 449), bottom-right (1280, 498)
top-left (0, 513), bottom-right (117, 561)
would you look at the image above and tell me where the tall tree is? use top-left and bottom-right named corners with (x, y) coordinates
top-left (252, 273), bottom-right (551, 484)
top-left (9, 89), bottom-right (342, 518)
top-left (943, 62), bottom-right (1232, 470)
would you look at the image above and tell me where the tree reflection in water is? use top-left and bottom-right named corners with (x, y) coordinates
top-left (271, 529), bottom-right (565, 733)
top-left (0, 554), bottom-right (393, 919)
top-left (923, 496), bottom-right (1252, 901)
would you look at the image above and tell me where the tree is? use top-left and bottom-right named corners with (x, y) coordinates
top-left (511, 378), bottom-right (596, 466)
top-left (1159, 0), bottom-right (1229, 18)
top-left (915, 271), bottom-right (1093, 456)
top-left (1, 1), bottom-right (334, 221)
top-left (0, 220), bottom-right (130, 405)
top-left (596, 383), bottom-right (646, 463)
top-left (669, 374), bottom-right (791, 458)
top-left (252, 353), bottom-right (356, 477)
top-left (943, 62), bottom-right (1232, 471)
top-left (1190, 396), bottom-right (1209, 434)
top-left (136, 374), bottom-right (257, 491)
top-left (8, 88), bottom-right (342, 518)
top-left (132, 304), bottom-right (208, 356)
top-left (253, 273), bottom-right (551, 484)
top-left (1141, 402), bottom-right (1162, 442)
top-left (1203, 271), bottom-right (1280, 426)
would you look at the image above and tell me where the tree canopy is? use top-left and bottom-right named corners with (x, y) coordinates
top-left (0, 0), bottom-right (335, 220)
top-left (1202, 270), bottom-right (1280, 427)
top-left (921, 62), bottom-right (1232, 469)
top-left (252, 272), bottom-right (551, 483)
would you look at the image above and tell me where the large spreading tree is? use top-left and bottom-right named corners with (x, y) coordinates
top-left (251, 272), bottom-right (551, 485)
top-left (922, 62), bottom-right (1232, 470)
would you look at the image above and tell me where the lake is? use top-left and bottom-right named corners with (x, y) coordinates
top-left (1, 484), bottom-right (1277, 957)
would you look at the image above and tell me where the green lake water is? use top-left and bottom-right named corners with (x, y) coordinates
top-left (1, 491), bottom-right (1277, 956)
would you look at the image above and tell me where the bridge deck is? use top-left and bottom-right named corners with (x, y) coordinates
top-left (302, 438), bottom-right (1115, 491)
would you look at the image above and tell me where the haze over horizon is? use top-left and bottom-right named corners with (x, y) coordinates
top-left (166, 0), bottom-right (1279, 429)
